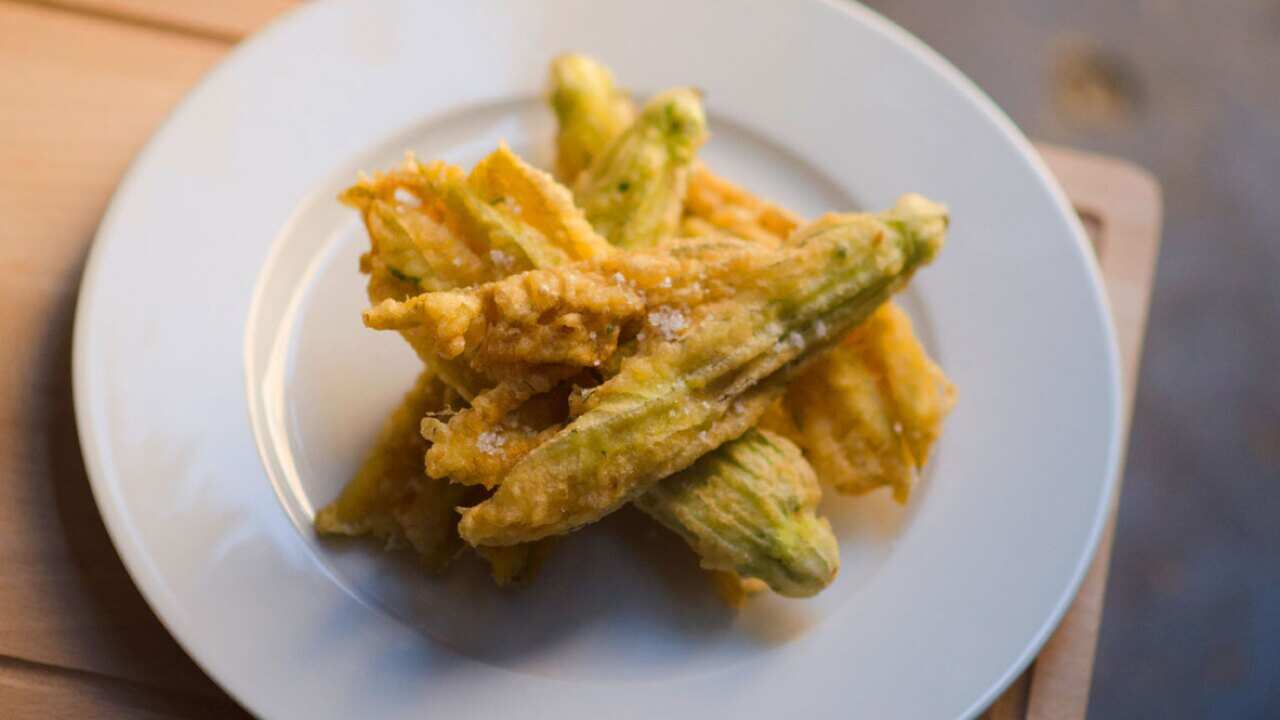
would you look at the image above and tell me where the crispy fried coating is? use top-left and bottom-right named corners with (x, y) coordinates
top-left (548, 54), bottom-right (794, 253)
top-left (419, 160), bottom-right (573, 272)
top-left (459, 346), bottom-right (783, 545)
top-left (547, 58), bottom-right (851, 601)
top-left (476, 540), bottom-right (558, 587)
top-left (342, 163), bottom-right (496, 288)
top-left (392, 478), bottom-right (479, 572)
top-left (313, 369), bottom-right (558, 581)
top-left (458, 196), bottom-right (948, 546)
top-left (373, 240), bottom-right (797, 501)
top-left (362, 232), bottom-right (792, 374)
top-left (420, 370), bottom-right (576, 488)
top-left (329, 144), bottom-right (623, 583)
top-left (708, 572), bottom-right (770, 608)
top-left (314, 371), bottom-right (474, 572)
top-left (347, 146), bottom-right (612, 295)
top-left (592, 235), bottom-right (780, 310)
top-left (682, 165), bottom-right (802, 246)
top-left (471, 143), bottom-right (616, 262)
top-left (635, 429), bottom-right (839, 597)
top-left (784, 303), bottom-right (956, 502)
top-left (313, 371), bottom-right (446, 539)
top-left (364, 267), bottom-right (644, 368)
top-left (344, 161), bottom-right (496, 399)
top-left (669, 168), bottom-right (957, 502)
top-left (574, 88), bottom-right (708, 249)
top-left (875, 305), bottom-right (956, 468)
top-left (548, 53), bottom-right (636, 182)
top-left (348, 146), bottom-right (621, 397)
top-left (324, 54), bottom-right (956, 598)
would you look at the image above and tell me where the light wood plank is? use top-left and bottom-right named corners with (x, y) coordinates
top-left (0, 656), bottom-right (247, 719)
top-left (18, 0), bottom-right (296, 41)
top-left (1021, 146), bottom-right (1162, 720)
top-left (984, 672), bottom-right (1032, 720)
top-left (0, 0), bottom-right (228, 693)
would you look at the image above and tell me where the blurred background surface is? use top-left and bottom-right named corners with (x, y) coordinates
top-left (859, 1), bottom-right (1280, 717)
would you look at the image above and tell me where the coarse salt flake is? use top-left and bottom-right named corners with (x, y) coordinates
top-left (647, 307), bottom-right (688, 341)
top-left (476, 430), bottom-right (507, 454)
top-left (393, 188), bottom-right (421, 207)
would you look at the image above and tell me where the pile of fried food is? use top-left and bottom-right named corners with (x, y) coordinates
top-left (314, 54), bottom-right (955, 603)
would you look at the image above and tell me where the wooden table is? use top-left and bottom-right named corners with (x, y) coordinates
top-left (0, 2), bottom-right (1162, 717)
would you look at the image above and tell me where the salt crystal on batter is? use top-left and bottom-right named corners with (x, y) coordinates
top-left (393, 188), bottom-right (420, 207)
top-left (489, 249), bottom-right (512, 268)
top-left (476, 430), bottom-right (507, 454)
top-left (647, 307), bottom-right (688, 341)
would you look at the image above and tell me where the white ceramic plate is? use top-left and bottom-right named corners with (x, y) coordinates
top-left (73, 1), bottom-right (1121, 717)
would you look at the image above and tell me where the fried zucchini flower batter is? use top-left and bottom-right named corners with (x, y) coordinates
top-left (682, 165), bottom-right (803, 246)
top-left (549, 53), bottom-right (636, 182)
top-left (636, 428), bottom-right (839, 597)
top-left (365, 267), bottom-right (643, 368)
top-left (457, 195), bottom-right (948, 545)
top-left (314, 371), bottom-right (475, 571)
top-left (320, 144), bottom-right (612, 581)
top-left (419, 369), bottom-right (577, 488)
top-left (574, 88), bottom-right (708, 249)
top-left (782, 303), bottom-right (956, 501)
top-left (547, 53), bottom-right (956, 506)
top-left (317, 52), bottom-right (955, 603)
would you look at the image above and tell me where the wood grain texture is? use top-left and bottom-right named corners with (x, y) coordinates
top-left (1022, 146), bottom-right (1162, 720)
top-left (0, 2), bottom-right (1163, 717)
top-left (0, 0), bottom-right (228, 694)
top-left (14, 0), bottom-right (296, 41)
top-left (985, 672), bottom-right (1031, 720)
top-left (0, 656), bottom-right (247, 720)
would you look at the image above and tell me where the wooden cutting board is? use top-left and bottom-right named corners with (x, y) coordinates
top-left (0, 2), bottom-right (1161, 717)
